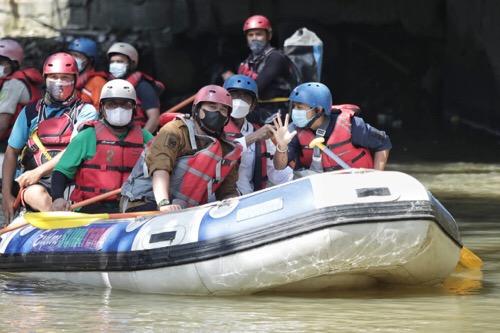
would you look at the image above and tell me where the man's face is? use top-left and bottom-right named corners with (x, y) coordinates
top-left (199, 102), bottom-right (229, 118)
top-left (246, 29), bottom-right (269, 44)
top-left (109, 54), bottom-right (129, 66)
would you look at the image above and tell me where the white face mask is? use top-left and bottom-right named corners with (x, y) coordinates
top-left (105, 107), bottom-right (133, 127)
top-left (231, 98), bottom-right (251, 119)
top-left (0, 65), bottom-right (7, 78)
top-left (109, 62), bottom-right (128, 78)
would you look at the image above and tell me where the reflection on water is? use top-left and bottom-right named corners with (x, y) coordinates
top-left (0, 162), bottom-right (499, 332)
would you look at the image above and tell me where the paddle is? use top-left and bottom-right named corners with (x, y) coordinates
top-left (307, 136), bottom-right (483, 270)
top-left (308, 137), bottom-right (350, 170)
top-left (165, 94), bottom-right (196, 113)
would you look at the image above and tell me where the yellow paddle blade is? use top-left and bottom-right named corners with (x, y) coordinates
top-left (458, 246), bottom-right (483, 270)
top-left (24, 211), bottom-right (110, 230)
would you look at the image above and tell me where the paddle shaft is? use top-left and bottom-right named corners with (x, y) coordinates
top-left (165, 94), bottom-right (196, 113)
top-left (310, 140), bottom-right (351, 170)
top-left (70, 188), bottom-right (122, 210)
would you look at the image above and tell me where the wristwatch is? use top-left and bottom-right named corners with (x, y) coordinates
top-left (157, 198), bottom-right (170, 208)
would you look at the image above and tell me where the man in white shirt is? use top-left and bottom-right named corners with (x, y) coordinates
top-left (223, 74), bottom-right (293, 195)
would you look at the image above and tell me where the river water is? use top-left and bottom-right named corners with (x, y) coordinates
top-left (0, 162), bottom-right (499, 332)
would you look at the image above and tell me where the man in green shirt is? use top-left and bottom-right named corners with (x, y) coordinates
top-left (51, 79), bottom-right (153, 213)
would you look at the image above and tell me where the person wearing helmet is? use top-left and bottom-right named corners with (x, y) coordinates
top-left (67, 37), bottom-right (107, 109)
top-left (224, 15), bottom-right (297, 125)
top-left (106, 42), bottom-right (164, 133)
top-left (120, 85), bottom-right (242, 212)
top-left (50, 79), bottom-right (154, 213)
top-left (273, 82), bottom-right (391, 172)
top-left (0, 39), bottom-right (43, 140)
top-left (1, 52), bottom-right (98, 223)
top-left (222, 74), bottom-right (293, 194)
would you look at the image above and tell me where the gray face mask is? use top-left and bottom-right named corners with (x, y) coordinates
top-left (248, 40), bottom-right (267, 55)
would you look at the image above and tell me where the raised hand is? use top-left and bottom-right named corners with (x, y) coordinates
top-left (271, 112), bottom-right (297, 151)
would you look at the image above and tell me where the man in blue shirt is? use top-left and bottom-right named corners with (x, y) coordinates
top-left (1, 52), bottom-right (98, 223)
top-left (272, 82), bottom-right (391, 172)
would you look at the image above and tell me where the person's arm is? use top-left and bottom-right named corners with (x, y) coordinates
top-left (50, 171), bottom-right (72, 211)
top-left (0, 113), bottom-right (12, 138)
top-left (136, 80), bottom-right (161, 133)
top-left (265, 139), bottom-right (293, 185)
top-left (1, 146), bottom-right (22, 223)
top-left (151, 170), bottom-right (181, 212)
top-left (233, 124), bottom-right (273, 152)
top-left (144, 107), bottom-right (160, 133)
top-left (373, 149), bottom-right (390, 171)
top-left (270, 114), bottom-right (296, 170)
top-left (351, 116), bottom-right (392, 170)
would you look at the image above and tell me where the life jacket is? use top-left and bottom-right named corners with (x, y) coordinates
top-left (21, 99), bottom-right (84, 170)
top-left (0, 68), bottom-right (43, 140)
top-left (223, 119), bottom-right (269, 191)
top-left (125, 71), bottom-right (165, 128)
top-left (75, 69), bottom-right (107, 108)
top-left (70, 121), bottom-right (144, 202)
top-left (297, 109), bottom-right (374, 171)
top-left (121, 116), bottom-right (242, 208)
top-left (238, 46), bottom-right (298, 103)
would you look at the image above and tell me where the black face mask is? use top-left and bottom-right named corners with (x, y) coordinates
top-left (197, 108), bottom-right (228, 137)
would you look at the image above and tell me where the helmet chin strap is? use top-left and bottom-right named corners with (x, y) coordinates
top-left (304, 109), bottom-right (323, 129)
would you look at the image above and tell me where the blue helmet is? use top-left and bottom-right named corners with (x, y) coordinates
top-left (68, 37), bottom-right (98, 63)
top-left (289, 82), bottom-right (333, 115)
top-left (223, 74), bottom-right (258, 99)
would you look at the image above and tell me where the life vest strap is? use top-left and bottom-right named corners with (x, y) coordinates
top-left (30, 131), bottom-right (53, 162)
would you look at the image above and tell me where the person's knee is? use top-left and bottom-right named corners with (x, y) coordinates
top-left (23, 185), bottom-right (52, 211)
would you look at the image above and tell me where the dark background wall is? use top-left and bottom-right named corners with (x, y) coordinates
top-left (13, 0), bottom-right (500, 137)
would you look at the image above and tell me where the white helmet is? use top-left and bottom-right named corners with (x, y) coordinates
top-left (100, 79), bottom-right (137, 103)
top-left (107, 42), bottom-right (138, 66)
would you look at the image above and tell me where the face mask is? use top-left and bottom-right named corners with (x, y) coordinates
top-left (75, 58), bottom-right (87, 73)
top-left (46, 78), bottom-right (74, 101)
top-left (104, 107), bottom-right (133, 127)
top-left (248, 40), bottom-right (266, 55)
top-left (199, 109), bottom-right (228, 136)
top-left (109, 62), bottom-right (128, 78)
top-left (0, 65), bottom-right (7, 78)
top-left (291, 108), bottom-right (311, 128)
top-left (231, 98), bottom-right (251, 119)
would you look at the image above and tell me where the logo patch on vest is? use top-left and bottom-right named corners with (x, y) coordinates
top-left (164, 133), bottom-right (180, 149)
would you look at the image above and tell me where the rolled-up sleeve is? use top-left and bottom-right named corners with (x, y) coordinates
top-left (351, 117), bottom-right (392, 152)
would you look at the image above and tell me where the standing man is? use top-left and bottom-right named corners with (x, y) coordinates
top-left (273, 82), bottom-right (391, 172)
top-left (1, 52), bottom-right (98, 223)
top-left (67, 37), bottom-right (107, 109)
top-left (107, 42), bottom-right (163, 133)
top-left (51, 80), bottom-right (153, 213)
top-left (224, 15), bottom-right (297, 125)
top-left (223, 74), bottom-right (293, 194)
top-left (0, 39), bottom-right (42, 140)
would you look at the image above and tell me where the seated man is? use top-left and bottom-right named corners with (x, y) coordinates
top-left (67, 37), bottom-right (107, 109)
top-left (1, 52), bottom-right (98, 223)
top-left (0, 39), bottom-right (42, 140)
top-left (223, 74), bottom-right (293, 194)
top-left (107, 42), bottom-right (163, 133)
top-left (121, 85), bottom-right (243, 212)
top-left (273, 82), bottom-right (392, 172)
top-left (50, 79), bottom-right (153, 213)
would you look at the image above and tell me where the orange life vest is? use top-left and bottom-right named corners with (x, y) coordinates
top-left (76, 69), bottom-right (107, 109)
top-left (71, 121), bottom-right (144, 202)
top-left (0, 68), bottom-right (43, 140)
top-left (297, 109), bottom-right (374, 170)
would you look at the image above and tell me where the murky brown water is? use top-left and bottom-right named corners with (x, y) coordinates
top-left (1, 162), bottom-right (499, 332)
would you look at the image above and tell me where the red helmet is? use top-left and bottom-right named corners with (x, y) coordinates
top-left (243, 15), bottom-right (272, 33)
top-left (193, 85), bottom-right (232, 111)
top-left (0, 39), bottom-right (24, 65)
top-left (43, 52), bottom-right (78, 76)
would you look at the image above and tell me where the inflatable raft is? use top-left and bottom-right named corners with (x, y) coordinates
top-left (0, 170), bottom-right (462, 295)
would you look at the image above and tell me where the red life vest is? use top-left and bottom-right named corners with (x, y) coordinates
top-left (223, 119), bottom-right (269, 191)
top-left (71, 121), bottom-right (144, 202)
top-left (169, 117), bottom-right (242, 207)
top-left (22, 99), bottom-right (84, 170)
top-left (297, 109), bottom-right (374, 170)
top-left (125, 71), bottom-right (165, 128)
top-left (0, 68), bottom-right (43, 140)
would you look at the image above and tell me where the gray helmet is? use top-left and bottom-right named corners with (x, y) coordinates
top-left (100, 79), bottom-right (137, 103)
top-left (107, 42), bottom-right (138, 66)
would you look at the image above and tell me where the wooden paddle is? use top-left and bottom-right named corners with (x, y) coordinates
top-left (165, 94), bottom-right (196, 113)
top-left (308, 136), bottom-right (484, 270)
